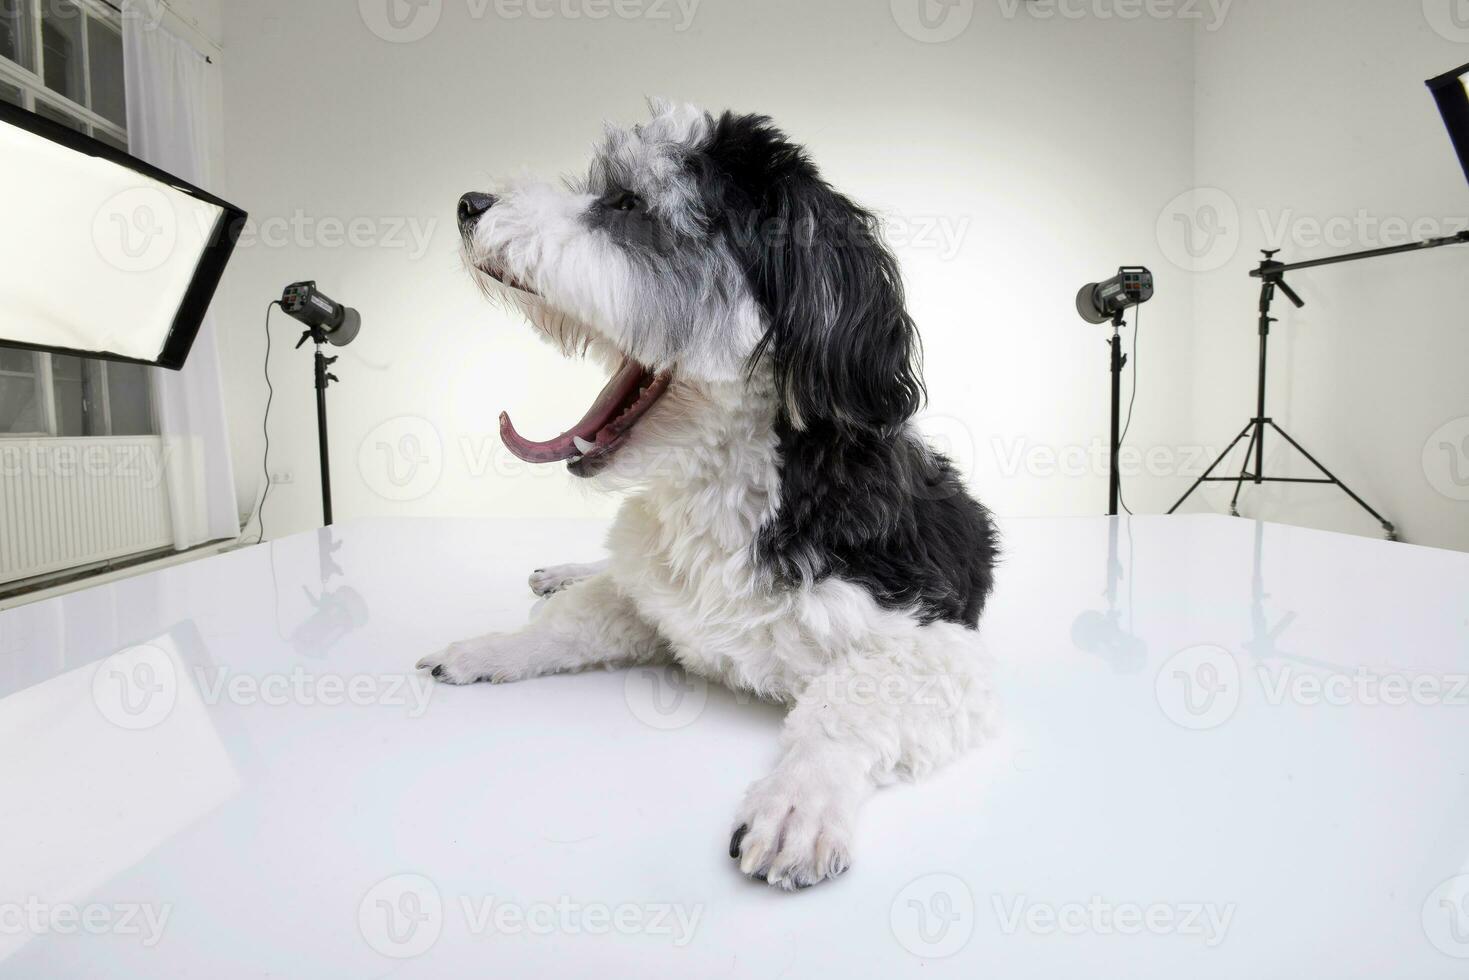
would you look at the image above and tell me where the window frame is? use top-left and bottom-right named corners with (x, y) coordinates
top-left (0, 0), bottom-right (127, 148)
top-left (0, 0), bottom-right (155, 440)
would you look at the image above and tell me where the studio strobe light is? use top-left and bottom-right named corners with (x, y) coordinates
top-left (1076, 266), bottom-right (1153, 517)
top-left (281, 281), bottom-right (361, 347)
top-left (1076, 267), bottom-right (1154, 325)
top-left (279, 281), bottom-right (363, 526)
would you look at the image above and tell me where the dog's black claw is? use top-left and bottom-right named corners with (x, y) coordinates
top-left (729, 824), bottom-right (748, 859)
top-left (432, 665), bottom-right (444, 677)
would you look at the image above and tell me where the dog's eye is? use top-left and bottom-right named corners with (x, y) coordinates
top-left (610, 192), bottom-right (641, 212)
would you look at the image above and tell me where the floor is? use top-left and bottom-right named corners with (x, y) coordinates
top-left (0, 514), bottom-right (1466, 978)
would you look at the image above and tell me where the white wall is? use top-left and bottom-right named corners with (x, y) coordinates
top-left (209, 0), bottom-right (1200, 542)
top-left (1186, 0), bottom-right (1469, 549)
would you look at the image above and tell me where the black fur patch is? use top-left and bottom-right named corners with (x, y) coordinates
top-left (694, 112), bottom-right (998, 627)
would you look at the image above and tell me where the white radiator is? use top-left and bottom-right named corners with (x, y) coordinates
top-left (0, 437), bottom-right (174, 586)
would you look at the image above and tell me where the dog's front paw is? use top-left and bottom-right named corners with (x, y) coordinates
top-left (729, 771), bottom-right (856, 890)
top-left (528, 562), bottom-right (601, 596)
top-left (415, 634), bottom-right (530, 685)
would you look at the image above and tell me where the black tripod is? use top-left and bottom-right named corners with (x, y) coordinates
top-left (1169, 248), bottom-right (1406, 539)
top-left (295, 325), bottom-right (339, 525)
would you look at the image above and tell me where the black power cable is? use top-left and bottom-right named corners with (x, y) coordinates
top-left (244, 300), bottom-right (280, 545)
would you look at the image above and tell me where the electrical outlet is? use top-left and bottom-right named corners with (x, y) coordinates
top-left (269, 471), bottom-right (294, 485)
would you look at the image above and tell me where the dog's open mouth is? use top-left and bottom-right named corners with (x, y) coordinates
top-left (481, 261), bottom-right (673, 476)
top-left (499, 358), bottom-right (672, 477)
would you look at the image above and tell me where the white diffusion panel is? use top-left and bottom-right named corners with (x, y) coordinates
top-left (0, 121), bottom-right (223, 362)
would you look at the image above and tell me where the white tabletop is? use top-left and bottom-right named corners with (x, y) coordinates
top-left (1, 515), bottom-right (1466, 978)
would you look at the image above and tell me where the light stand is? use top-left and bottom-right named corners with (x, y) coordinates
top-left (1107, 312), bottom-right (1128, 517)
top-left (1169, 232), bottom-right (1469, 539)
top-left (296, 325), bottom-right (339, 526)
top-left (278, 281), bottom-right (360, 529)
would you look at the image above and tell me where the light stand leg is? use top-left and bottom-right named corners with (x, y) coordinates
top-left (1228, 424), bottom-right (1260, 518)
top-left (1266, 421), bottom-right (1396, 538)
top-left (1167, 421), bottom-right (1253, 514)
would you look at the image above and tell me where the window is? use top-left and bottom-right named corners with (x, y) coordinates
top-left (0, 0), bottom-right (154, 440)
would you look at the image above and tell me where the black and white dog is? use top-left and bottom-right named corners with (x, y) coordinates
top-left (419, 101), bottom-right (999, 890)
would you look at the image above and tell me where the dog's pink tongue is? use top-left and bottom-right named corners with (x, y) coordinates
top-left (499, 358), bottom-right (646, 463)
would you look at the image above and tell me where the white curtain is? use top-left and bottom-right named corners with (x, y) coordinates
top-left (122, 8), bottom-right (239, 550)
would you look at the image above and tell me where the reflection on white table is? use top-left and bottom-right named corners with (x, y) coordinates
top-left (0, 515), bottom-right (1466, 978)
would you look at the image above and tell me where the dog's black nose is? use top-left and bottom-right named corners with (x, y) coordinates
top-left (458, 192), bottom-right (497, 227)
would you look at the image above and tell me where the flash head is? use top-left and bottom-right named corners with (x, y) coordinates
top-left (281, 281), bottom-right (361, 347)
top-left (1077, 267), bottom-right (1154, 325)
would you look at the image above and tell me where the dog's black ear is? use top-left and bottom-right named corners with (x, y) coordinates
top-left (700, 113), bottom-right (925, 432)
